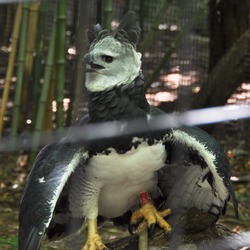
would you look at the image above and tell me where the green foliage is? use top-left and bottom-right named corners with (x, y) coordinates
top-left (0, 236), bottom-right (18, 250)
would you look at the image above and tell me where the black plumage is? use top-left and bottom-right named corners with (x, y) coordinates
top-left (88, 74), bottom-right (149, 122)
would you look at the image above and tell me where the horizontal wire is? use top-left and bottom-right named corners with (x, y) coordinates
top-left (0, 0), bottom-right (32, 3)
top-left (0, 104), bottom-right (250, 153)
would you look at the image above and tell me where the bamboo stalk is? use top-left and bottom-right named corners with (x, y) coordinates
top-left (66, 0), bottom-right (80, 125)
top-left (71, 0), bottom-right (89, 123)
top-left (55, 0), bottom-right (67, 129)
top-left (139, 0), bottom-right (145, 38)
top-left (10, 2), bottom-right (29, 148)
top-left (32, 0), bottom-right (48, 123)
top-left (32, 14), bottom-right (57, 151)
top-left (3, 5), bottom-right (14, 46)
top-left (103, 0), bottom-right (112, 30)
top-left (96, 0), bottom-right (102, 24)
top-left (20, 0), bottom-right (40, 131)
top-left (24, 0), bottom-right (40, 78)
top-left (44, 63), bottom-right (56, 131)
top-left (0, 3), bottom-right (22, 136)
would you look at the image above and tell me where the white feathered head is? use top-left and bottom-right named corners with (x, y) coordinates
top-left (84, 11), bottom-right (142, 92)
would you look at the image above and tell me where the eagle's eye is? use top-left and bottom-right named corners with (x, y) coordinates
top-left (102, 55), bottom-right (113, 63)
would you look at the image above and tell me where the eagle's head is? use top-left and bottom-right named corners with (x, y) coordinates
top-left (84, 11), bottom-right (142, 92)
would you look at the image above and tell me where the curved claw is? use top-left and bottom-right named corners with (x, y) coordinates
top-left (129, 203), bottom-right (172, 236)
top-left (128, 217), bottom-right (143, 235)
top-left (128, 221), bottom-right (136, 235)
top-left (128, 221), bottom-right (135, 235)
top-left (148, 222), bottom-right (156, 236)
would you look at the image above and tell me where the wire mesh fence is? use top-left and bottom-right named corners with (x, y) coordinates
top-left (0, 0), bottom-right (211, 131)
top-left (0, 0), bottom-right (250, 249)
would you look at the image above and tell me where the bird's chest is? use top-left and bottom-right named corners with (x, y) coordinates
top-left (85, 140), bottom-right (166, 217)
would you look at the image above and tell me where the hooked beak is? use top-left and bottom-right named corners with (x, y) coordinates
top-left (83, 54), bottom-right (105, 72)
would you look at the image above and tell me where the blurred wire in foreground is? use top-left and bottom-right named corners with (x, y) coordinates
top-left (0, 0), bottom-right (26, 2)
top-left (0, 104), bottom-right (250, 153)
top-left (197, 231), bottom-right (250, 250)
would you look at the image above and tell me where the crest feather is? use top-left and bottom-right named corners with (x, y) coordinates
top-left (87, 24), bottom-right (103, 44)
top-left (114, 11), bottom-right (141, 46)
top-left (86, 11), bottom-right (141, 47)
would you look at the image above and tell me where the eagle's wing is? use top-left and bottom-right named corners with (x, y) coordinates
top-left (18, 139), bottom-right (88, 250)
top-left (158, 125), bottom-right (238, 218)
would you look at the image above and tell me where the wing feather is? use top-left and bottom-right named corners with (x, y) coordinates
top-left (18, 140), bottom-right (87, 250)
top-left (160, 126), bottom-right (238, 217)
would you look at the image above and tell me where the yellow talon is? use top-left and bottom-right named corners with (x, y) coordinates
top-left (130, 202), bottom-right (172, 234)
top-left (82, 218), bottom-right (107, 250)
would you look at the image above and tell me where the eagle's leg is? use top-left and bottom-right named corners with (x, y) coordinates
top-left (129, 192), bottom-right (172, 236)
top-left (82, 218), bottom-right (107, 250)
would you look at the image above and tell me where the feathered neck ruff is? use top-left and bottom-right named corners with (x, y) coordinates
top-left (87, 74), bottom-right (150, 122)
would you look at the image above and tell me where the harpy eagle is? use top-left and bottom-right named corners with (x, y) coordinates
top-left (18, 11), bottom-right (238, 250)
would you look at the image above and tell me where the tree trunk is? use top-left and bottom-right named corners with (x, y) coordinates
top-left (190, 0), bottom-right (250, 109)
top-left (209, 0), bottom-right (249, 71)
top-left (70, 0), bottom-right (90, 123)
top-left (192, 29), bottom-right (250, 109)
